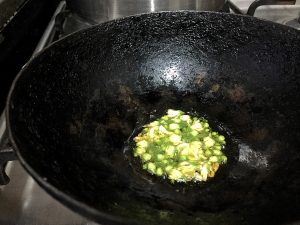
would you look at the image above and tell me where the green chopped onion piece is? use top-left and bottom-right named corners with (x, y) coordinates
top-left (213, 149), bottom-right (222, 156)
top-left (147, 162), bottom-right (156, 173)
top-left (157, 154), bottom-right (164, 161)
top-left (169, 123), bottom-right (180, 130)
top-left (165, 146), bottom-right (175, 156)
top-left (218, 135), bottom-right (225, 141)
top-left (191, 130), bottom-right (199, 137)
top-left (209, 156), bottom-right (218, 162)
top-left (142, 153), bottom-right (151, 161)
top-left (156, 168), bottom-right (164, 176)
top-left (203, 137), bottom-right (215, 147)
top-left (165, 165), bottom-right (173, 172)
top-left (136, 147), bottom-right (146, 155)
top-left (137, 140), bottom-right (148, 148)
top-left (162, 159), bottom-right (169, 164)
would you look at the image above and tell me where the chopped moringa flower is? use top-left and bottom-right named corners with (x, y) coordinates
top-left (203, 137), bottom-right (215, 147)
top-left (180, 115), bottom-right (191, 121)
top-left (157, 154), bottom-right (164, 161)
top-left (167, 109), bottom-right (183, 117)
top-left (137, 140), bottom-right (148, 148)
top-left (169, 123), bottom-right (180, 130)
top-left (156, 168), bottom-right (164, 176)
top-left (142, 153), bottom-right (152, 161)
top-left (165, 146), bottom-right (175, 156)
top-left (169, 134), bottom-right (181, 144)
top-left (169, 169), bottom-right (182, 180)
top-left (147, 162), bottom-right (156, 173)
top-left (133, 109), bottom-right (227, 183)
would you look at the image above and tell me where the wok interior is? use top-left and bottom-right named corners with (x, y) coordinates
top-left (8, 12), bottom-right (300, 225)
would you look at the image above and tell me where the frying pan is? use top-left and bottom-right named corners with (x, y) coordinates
top-left (4, 11), bottom-right (300, 225)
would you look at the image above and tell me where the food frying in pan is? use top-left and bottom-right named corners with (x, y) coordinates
top-left (133, 109), bottom-right (227, 183)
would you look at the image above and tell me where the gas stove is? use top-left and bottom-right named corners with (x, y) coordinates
top-left (231, 0), bottom-right (300, 29)
top-left (0, 1), bottom-right (299, 224)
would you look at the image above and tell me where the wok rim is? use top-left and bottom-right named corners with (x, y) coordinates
top-left (5, 10), bottom-right (300, 224)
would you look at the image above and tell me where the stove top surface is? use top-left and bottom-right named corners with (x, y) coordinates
top-left (0, 161), bottom-right (96, 225)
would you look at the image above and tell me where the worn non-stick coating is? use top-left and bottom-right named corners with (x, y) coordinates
top-left (7, 11), bottom-right (300, 225)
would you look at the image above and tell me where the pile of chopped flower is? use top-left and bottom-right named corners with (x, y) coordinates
top-left (133, 109), bottom-right (227, 183)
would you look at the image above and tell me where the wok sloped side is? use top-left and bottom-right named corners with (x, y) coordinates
top-left (7, 11), bottom-right (300, 225)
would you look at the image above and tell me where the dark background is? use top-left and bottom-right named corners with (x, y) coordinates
top-left (0, 0), bottom-right (60, 112)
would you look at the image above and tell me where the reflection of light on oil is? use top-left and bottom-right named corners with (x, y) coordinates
top-left (238, 144), bottom-right (268, 168)
top-left (164, 66), bottom-right (179, 81)
top-left (150, 0), bottom-right (155, 12)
